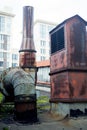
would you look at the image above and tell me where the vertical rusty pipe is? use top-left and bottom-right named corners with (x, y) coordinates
top-left (17, 6), bottom-right (37, 122)
top-left (0, 6), bottom-right (37, 122)
top-left (19, 6), bottom-right (36, 68)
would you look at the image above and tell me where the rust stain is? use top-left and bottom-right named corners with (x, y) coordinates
top-left (50, 15), bottom-right (87, 102)
top-left (50, 51), bottom-right (67, 72)
top-left (51, 72), bottom-right (87, 100)
top-left (51, 72), bottom-right (70, 99)
top-left (69, 73), bottom-right (87, 98)
top-left (19, 52), bottom-right (36, 67)
top-left (66, 18), bottom-right (87, 69)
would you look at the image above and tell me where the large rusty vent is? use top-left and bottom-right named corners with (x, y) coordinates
top-left (51, 27), bottom-right (64, 54)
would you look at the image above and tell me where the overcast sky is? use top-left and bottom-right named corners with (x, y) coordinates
top-left (1, 0), bottom-right (87, 22)
top-left (0, 0), bottom-right (87, 49)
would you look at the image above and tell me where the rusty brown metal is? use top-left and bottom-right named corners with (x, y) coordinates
top-left (50, 15), bottom-right (87, 102)
top-left (50, 16), bottom-right (87, 73)
top-left (50, 50), bottom-right (67, 72)
top-left (0, 6), bottom-right (37, 122)
top-left (19, 6), bottom-right (36, 68)
top-left (66, 17), bottom-right (87, 69)
top-left (15, 102), bottom-right (37, 122)
top-left (14, 94), bottom-right (37, 122)
top-left (50, 72), bottom-right (69, 99)
top-left (50, 72), bottom-right (87, 101)
top-left (17, 6), bottom-right (37, 122)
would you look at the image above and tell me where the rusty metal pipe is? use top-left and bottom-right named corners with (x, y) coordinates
top-left (0, 67), bottom-right (36, 97)
top-left (19, 6), bottom-right (36, 68)
top-left (0, 67), bottom-right (37, 121)
top-left (0, 6), bottom-right (37, 122)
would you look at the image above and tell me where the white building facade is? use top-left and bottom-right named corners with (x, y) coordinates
top-left (0, 10), bottom-right (15, 72)
top-left (34, 20), bottom-right (56, 61)
top-left (11, 48), bottom-right (19, 67)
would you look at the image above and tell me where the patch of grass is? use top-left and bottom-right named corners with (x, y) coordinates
top-left (0, 103), bottom-right (14, 113)
top-left (37, 96), bottom-right (49, 104)
top-left (37, 96), bottom-right (50, 112)
top-left (3, 127), bottom-right (9, 130)
top-left (0, 103), bottom-right (14, 119)
top-left (0, 93), bottom-right (14, 115)
top-left (0, 92), bottom-right (4, 103)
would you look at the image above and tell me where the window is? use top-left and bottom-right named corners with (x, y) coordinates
top-left (0, 43), bottom-right (3, 49)
top-left (51, 27), bottom-right (65, 54)
top-left (0, 16), bottom-right (5, 32)
top-left (12, 63), bottom-right (18, 67)
top-left (0, 35), bottom-right (4, 43)
top-left (40, 48), bottom-right (46, 54)
top-left (7, 44), bottom-right (10, 50)
top-left (40, 24), bottom-right (46, 38)
top-left (40, 56), bottom-right (46, 61)
top-left (40, 40), bottom-right (46, 46)
top-left (7, 36), bottom-right (10, 43)
top-left (3, 52), bottom-right (7, 59)
top-left (12, 54), bottom-right (18, 60)
top-left (0, 35), bottom-right (10, 50)
top-left (37, 67), bottom-right (50, 82)
top-left (3, 35), bottom-right (8, 50)
top-left (6, 62), bottom-right (9, 68)
top-left (7, 53), bottom-right (10, 59)
top-left (6, 17), bottom-right (12, 33)
top-left (0, 52), bottom-right (3, 58)
top-left (0, 61), bottom-right (3, 67)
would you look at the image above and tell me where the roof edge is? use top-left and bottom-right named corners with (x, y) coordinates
top-left (50, 14), bottom-right (87, 34)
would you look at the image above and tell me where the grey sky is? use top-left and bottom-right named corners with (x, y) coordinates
top-left (0, 0), bottom-right (87, 49)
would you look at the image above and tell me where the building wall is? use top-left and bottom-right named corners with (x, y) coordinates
top-left (37, 67), bottom-right (50, 83)
top-left (34, 20), bottom-right (56, 61)
top-left (36, 60), bottom-right (50, 97)
top-left (11, 48), bottom-right (19, 67)
top-left (0, 10), bottom-right (14, 72)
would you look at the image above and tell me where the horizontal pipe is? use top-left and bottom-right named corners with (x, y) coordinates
top-left (0, 67), bottom-right (36, 100)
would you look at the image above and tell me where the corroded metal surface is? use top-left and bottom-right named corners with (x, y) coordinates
top-left (0, 67), bottom-right (37, 121)
top-left (0, 67), bottom-right (36, 97)
top-left (50, 16), bottom-right (87, 72)
top-left (50, 15), bottom-right (87, 102)
top-left (69, 72), bottom-right (87, 98)
top-left (66, 17), bottom-right (87, 69)
top-left (0, 6), bottom-right (37, 122)
top-left (19, 52), bottom-right (36, 67)
top-left (50, 50), bottom-right (67, 72)
top-left (19, 6), bottom-right (36, 68)
top-left (51, 72), bottom-right (87, 101)
top-left (14, 94), bottom-right (37, 122)
top-left (50, 72), bottom-right (69, 99)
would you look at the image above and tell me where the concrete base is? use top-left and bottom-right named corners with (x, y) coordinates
top-left (50, 102), bottom-right (87, 117)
